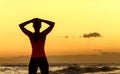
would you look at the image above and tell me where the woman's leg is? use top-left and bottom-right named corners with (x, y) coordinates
top-left (39, 58), bottom-right (49, 74)
top-left (29, 58), bottom-right (38, 74)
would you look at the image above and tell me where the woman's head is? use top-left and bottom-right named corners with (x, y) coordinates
top-left (33, 20), bottom-right (41, 32)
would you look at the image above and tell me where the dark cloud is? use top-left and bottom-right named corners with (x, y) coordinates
top-left (83, 32), bottom-right (101, 38)
top-left (65, 36), bottom-right (69, 38)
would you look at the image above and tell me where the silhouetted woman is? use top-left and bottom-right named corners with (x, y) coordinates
top-left (19, 18), bottom-right (55, 74)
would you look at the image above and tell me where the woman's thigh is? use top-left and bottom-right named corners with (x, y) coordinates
top-left (29, 58), bottom-right (38, 74)
top-left (39, 58), bottom-right (49, 74)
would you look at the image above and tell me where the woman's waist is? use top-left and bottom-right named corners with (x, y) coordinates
top-left (31, 51), bottom-right (46, 57)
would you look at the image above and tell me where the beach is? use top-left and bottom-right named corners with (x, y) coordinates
top-left (0, 63), bottom-right (120, 74)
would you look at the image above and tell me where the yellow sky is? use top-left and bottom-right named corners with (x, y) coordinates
top-left (0, 0), bottom-right (120, 57)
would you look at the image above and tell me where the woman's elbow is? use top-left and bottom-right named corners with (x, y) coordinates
top-left (52, 22), bottom-right (55, 26)
top-left (19, 24), bottom-right (21, 27)
top-left (19, 23), bottom-right (24, 27)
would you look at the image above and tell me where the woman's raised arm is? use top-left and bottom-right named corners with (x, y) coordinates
top-left (40, 19), bottom-right (55, 35)
top-left (19, 19), bottom-right (33, 36)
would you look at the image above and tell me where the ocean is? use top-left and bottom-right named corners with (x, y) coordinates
top-left (0, 63), bottom-right (120, 74)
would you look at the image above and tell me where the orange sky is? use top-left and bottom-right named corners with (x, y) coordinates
top-left (0, 0), bottom-right (120, 57)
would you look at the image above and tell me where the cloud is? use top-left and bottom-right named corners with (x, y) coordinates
top-left (83, 32), bottom-right (101, 38)
top-left (64, 36), bottom-right (69, 38)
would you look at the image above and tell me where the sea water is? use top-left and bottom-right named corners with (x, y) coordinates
top-left (0, 64), bottom-right (120, 74)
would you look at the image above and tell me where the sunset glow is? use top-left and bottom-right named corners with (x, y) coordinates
top-left (0, 0), bottom-right (120, 57)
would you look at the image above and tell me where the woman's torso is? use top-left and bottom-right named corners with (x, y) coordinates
top-left (29, 33), bottom-right (47, 57)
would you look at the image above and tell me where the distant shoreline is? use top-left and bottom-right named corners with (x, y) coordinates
top-left (0, 63), bottom-right (120, 67)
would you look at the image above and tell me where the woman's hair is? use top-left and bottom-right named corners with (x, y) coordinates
top-left (34, 33), bottom-right (39, 41)
top-left (33, 20), bottom-right (41, 30)
top-left (33, 20), bottom-right (41, 42)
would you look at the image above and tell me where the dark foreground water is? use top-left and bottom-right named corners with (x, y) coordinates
top-left (0, 63), bottom-right (120, 74)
